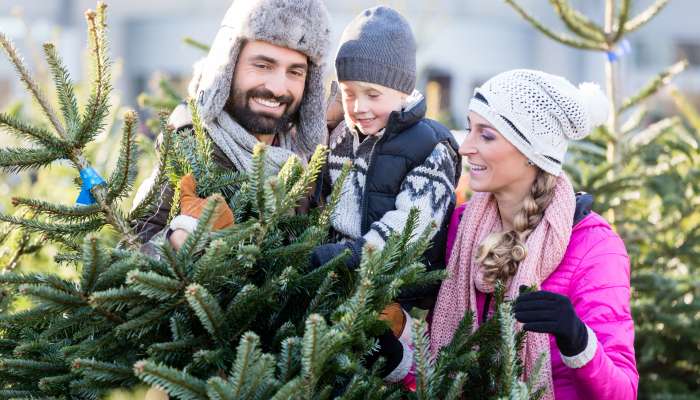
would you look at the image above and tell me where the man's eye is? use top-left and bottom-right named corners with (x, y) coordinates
top-left (254, 63), bottom-right (270, 70)
top-left (368, 93), bottom-right (380, 98)
top-left (289, 69), bottom-right (305, 77)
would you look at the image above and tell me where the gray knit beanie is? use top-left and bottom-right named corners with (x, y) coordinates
top-left (335, 6), bottom-right (416, 94)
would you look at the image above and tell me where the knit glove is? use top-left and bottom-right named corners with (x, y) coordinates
top-left (170, 174), bottom-right (234, 233)
top-left (309, 239), bottom-right (364, 270)
top-left (514, 288), bottom-right (588, 356)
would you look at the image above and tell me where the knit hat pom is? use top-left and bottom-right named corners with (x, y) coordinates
top-left (576, 82), bottom-right (609, 138)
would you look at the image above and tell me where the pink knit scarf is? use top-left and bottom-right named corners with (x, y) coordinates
top-left (430, 175), bottom-right (575, 399)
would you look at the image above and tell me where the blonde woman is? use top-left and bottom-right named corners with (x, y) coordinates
top-left (430, 70), bottom-right (638, 399)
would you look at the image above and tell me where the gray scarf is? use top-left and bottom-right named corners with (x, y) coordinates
top-left (208, 111), bottom-right (307, 176)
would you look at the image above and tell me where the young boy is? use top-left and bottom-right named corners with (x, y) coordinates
top-left (310, 6), bottom-right (461, 383)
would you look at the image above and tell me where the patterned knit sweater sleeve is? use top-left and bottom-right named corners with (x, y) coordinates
top-left (363, 142), bottom-right (457, 249)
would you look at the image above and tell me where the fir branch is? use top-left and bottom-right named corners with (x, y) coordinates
top-left (38, 373), bottom-right (75, 394)
top-left (0, 358), bottom-right (70, 376)
top-left (89, 287), bottom-right (142, 312)
top-left (133, 360), bottom-right (208, 400)
top-left (624, 116), bottom-right (680, 149)
top-left (72, 358), bottom-right (135, 384)
top-left (277, 336), bottom-right (302, 382)
top-left (269, 145), bottom-right (328, 225)
top-left (497, 302), bottom-right (518, 395)
top-left (316, 161), bottom-right (351, 233)
top-left (619, 60), bottom-right (688, 113)
top-left (116, 306), bottom-right (172, 339)
top-left (301, 314), bottom-right (328, 394)
top-left (206, 377), bottom-right (237, 400)
top-left (0, 213), bottom-right (105, 240)
top-left (107, 110), bottom-right (138, 202)
top-left (269, 377), bottom-right (302, 400)
top-left (612, 0), bottom-right (631, 43)
top-left (444, 371), bottom-right (468, 400)
top-left (185, 283), bottom-right (225, 341)
top-left (76, 4), bottom-right (112, 147)
top-left (670, 86), bottom-right (700, 134)
top-left (80, 235), bottom-right (108, 294)
top-left (19, 284), bottom-right (86, 312)
top-left (0, 112), bottom-right (67, 151)
top-left (227, 332), bottom-right (264, 398)
top-left (305, 271), bottom-right (338, 318)
top-left (624, 0), bottom-right (671, 34)
top-left (621, 106), bottom-right (648, 135)
top-left (549, 0), bottom-right (606, 42)
top-left (183, 37), bottom-right (211, 52)
top-left (0, 147), bottom-right (65, 173)
top-left (42, 43), bottom-right (79, 133)
top-left (412, 319), bottom-right (433, 399)
top-left (0, 33), bottom-right (66, 138)
top-left (148, 338), bottom-right (201, 364)
top-left (126, 270), bottom-right (182, 302)
top-left (11, 197), bottom-right (100, 222)
top-left (252, 143), bottom-right (268, 222)
top-left (504, 0), bottom-right (606, 50)
top-left (129, 115), bottom-right (175, 222)
top-left (176, 195), bottom-right (220, 267)
top-left (223, 284), bottom-right (268, 338)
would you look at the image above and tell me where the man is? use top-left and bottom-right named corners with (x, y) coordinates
top-left (133, 0), bottom-right (331, 252)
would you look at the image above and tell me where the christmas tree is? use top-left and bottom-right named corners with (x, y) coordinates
top-left (505, 0), bottom-right (700, 396)
top-left (1, 2), bottom-right (541, 399)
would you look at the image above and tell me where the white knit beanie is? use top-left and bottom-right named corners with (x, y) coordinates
top-left (468, 69), bottom-right (609, 176)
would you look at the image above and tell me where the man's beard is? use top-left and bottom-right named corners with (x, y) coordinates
top-left (225, 86), bottom-right (300, 136)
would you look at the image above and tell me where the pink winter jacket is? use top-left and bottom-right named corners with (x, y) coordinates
top-left (443, 204), bottom-right (639, 399)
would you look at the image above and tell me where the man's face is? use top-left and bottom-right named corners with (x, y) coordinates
top-left (225, 40), bottom-right (308, 136)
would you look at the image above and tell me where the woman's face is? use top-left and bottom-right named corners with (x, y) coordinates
top-left (459, 111), bottom-right (537, 195)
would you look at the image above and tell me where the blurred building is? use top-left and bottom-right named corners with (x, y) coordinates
top-left (1, 0), bottom-right (699, 128)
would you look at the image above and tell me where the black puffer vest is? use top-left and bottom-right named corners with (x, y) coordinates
top-left (359, 99), bottom-right (461, 307)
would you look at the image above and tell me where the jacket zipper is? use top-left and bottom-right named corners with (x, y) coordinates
top-left (360, 135), bottom-right (385, 234)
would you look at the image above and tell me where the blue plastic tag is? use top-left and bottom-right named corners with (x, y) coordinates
top-left (607, 39), bottom-right (631, 63)
top-left (75, 166), bottom-right (106, 205)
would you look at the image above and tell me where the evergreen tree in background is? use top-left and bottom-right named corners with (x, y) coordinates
top-left (0, 2), bottom-right (542, 399)
top-left (505, 0), bottom-right (700, 397)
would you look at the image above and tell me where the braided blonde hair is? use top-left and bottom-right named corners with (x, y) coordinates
top-left (476, 169), bottom-right (559, 284)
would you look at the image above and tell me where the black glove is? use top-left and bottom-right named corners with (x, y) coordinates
top-left (309, 239), bottom-right (364, 270)
top-left (514, 288), bottom-right (588, 356)
top-left (363, 329), bottom-right (404, 378)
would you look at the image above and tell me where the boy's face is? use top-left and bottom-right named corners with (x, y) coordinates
top-left (339, 81), bottom-right (406, 135)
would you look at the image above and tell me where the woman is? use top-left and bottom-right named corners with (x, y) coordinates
top-left (429, 69), bottom-right (638, 399)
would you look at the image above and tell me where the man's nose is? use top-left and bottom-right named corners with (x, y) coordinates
top-left (264, 69), bottom-right (289, 98)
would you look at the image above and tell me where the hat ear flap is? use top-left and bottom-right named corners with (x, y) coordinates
top-left (190, 31), bottom-right (243, 124)
top-left (295, 63), bottom-right (327, 156)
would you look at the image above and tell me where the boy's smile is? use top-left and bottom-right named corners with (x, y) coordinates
top-left (339, 81), bottom-right (407, 135)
